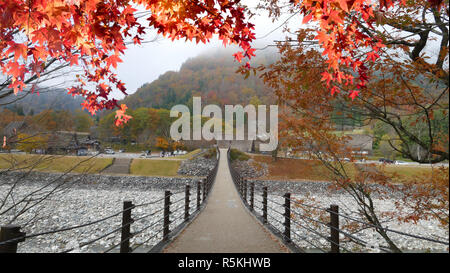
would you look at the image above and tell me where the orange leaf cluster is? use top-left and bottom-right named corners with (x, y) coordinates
top-left (295, 0), bottom-right (397, 100)
top-left (292, 0), bottom-right (445, 99)
top-left (0, 0), bottom-right (256, 125)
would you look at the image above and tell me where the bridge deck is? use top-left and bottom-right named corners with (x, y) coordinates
top-left (164, 149), bottom-right (288, 253)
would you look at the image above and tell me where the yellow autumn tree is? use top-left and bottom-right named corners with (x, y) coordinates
top-left (16, 133), bottom-right (48, 153)
top-left (155, 137), bottom-right (169, 151)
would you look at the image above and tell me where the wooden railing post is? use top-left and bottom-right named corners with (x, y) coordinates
top-left (120, 201), bottom-right (134, 253)
top-left (284, 193), bottom-right (291, 242)
top-left (184, 185), bottom-right (190, 221)
top-left (163, 191), bottom-right (171, 241)
top-left (208, 174), bottom-right (212, 193)
top-left (250, 182), bottom-right (254, 210)
top-left (328, 204), bottom-right (340, 253)
top-left (197, 181), bottom-right (201, 210)
top-left (240, 177), bottom-right (244, 196)
top-left (202, 179), bottom-right (206, 202)
top-left (263, 187), bottom-right (268, 223)
top-left (243, 179), bottom-right (247, 203)
top-left (0, 226), bottom-right (26, 253)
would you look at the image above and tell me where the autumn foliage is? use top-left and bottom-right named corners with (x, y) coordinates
top-left (155, 136), bottom-right (169, 151)
top-left (3, 0), bottom-right (445, 126)
top-left (1, 0), bottom-right (256, 125)
top-left (254, 0), bottom-right (448, 251)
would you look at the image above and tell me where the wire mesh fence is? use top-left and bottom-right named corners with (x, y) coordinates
top-left (0, 148), bottom-right (220, 253)
top-left (226, 148), bottom-right (449, 253)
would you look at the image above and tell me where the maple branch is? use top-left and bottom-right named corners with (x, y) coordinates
top-left (432, 7), bottom-right (449, 70)
top-left (0, 57), bottom-right (58, 100)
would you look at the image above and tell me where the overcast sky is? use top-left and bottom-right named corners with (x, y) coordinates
top-left (113, 3), bottom-right (446, 100)
top-left (6, 2), bottom-right (446, 104)
top-left (112, 2), bottom-right (302, 100)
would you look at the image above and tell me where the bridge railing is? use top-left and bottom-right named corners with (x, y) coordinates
top-left (226, 148), bottom-right (449, 253)
top-left (0, 147), bottom-right (220, 253)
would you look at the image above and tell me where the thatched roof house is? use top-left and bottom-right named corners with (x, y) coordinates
top-left (46, 131), bottom-right (100, 154)
top-left (1, 121), bottom-right (27, 138)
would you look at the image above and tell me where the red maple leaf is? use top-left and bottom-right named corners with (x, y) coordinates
top-left (105, 54), bottom-right (122, 69)
top-left (115, 104), bottom-right (132, 126)
top-left (245, 48), bottom-right (256, 58)
top-left (6, 42), bottom-right (27, 62)
top-left (233, 52), bottom-right (244, 63)
top-left (349, 90), bottom-right (359, 100)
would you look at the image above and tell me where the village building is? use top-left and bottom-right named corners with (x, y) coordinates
top-left (46, 131), bottom-right (100, 155)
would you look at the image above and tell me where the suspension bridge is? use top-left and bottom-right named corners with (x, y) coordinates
top-left (0, 148), bottom-right (448, 253)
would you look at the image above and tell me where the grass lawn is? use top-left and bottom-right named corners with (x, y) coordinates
top-left (366, 155), bottom-right (416, 162)
top-left (251, 155), bottom-right (439, 183)
top-left (379, 165), bottom-right (437, 181)
top-left (251, 155), bottom-right (349, 181)
top-left (129, 159), bottom-right (181, 176)
top-left (0, 154), bottom-right (113, 174)
top-left (332, 128), bottom-right (368, 136)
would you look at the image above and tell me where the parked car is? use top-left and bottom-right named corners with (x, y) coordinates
top-left (379, 158), bottom-right (394, 164)
top-left (140, 150), bottom-right (152, 158)
top-left (394, 160), bottom-right (409, 165)
top-left (77, 149), bottom-right (88, 156)
top-left (104, 148), bottom-right (115, 154)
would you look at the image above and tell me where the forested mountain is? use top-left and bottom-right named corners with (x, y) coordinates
top-left (121, 49), bottom-right (279, 110)
top-left (1, 88), bottom-right (85, 115)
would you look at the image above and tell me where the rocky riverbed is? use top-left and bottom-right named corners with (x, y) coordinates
top-left (0, 171), bottom-right (447, 253)
top-left (231, 158), bottom-right (268, 178)
top-left (0, 172), bottom-right (201, 253)
top-left (250, 180), bottom-right (449, 253)
top-left (177, 156), bottom-right (217, 176)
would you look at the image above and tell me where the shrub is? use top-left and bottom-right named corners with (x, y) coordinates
top-left (203, 148), bottom-right (217, 159)
top-left (229, 148), bottom-right (249, 161)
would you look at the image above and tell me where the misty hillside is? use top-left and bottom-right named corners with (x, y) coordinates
top-left (121, 49), bottom-right (279, 110)
top-left (1, 88), bottom-right (85, 115)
